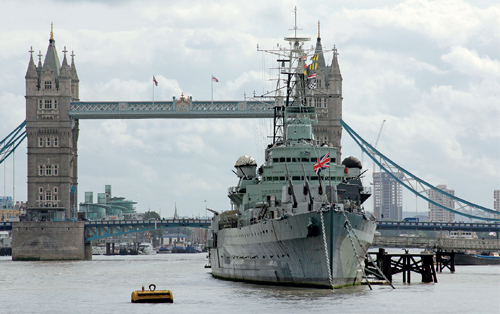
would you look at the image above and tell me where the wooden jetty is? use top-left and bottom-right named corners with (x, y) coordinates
top-left (435, 250), bottom-right (455, 273)
top-left (366, 248), bottom-right (438, 283)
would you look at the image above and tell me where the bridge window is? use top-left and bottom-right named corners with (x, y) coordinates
top-left (44, 81), bottom-right (52, 90)
top-left (273, 158), bottom-right (278, 163)
top-left (39, 187), bottom-right (43, 194)
top-left (45, 191), bottom-right (52, 201)
top-left (44, 99), bottom-right (52, 109)
top-left (314, 98), bottom-right (321, 107)
top-left (53, 165), bottom-right (58, 176)
top-left (53, 137), bottom-right (59, 147)
top-left (292, 158), bottom-right (298, 162)
top-left (38, 165), bottom-right (44, 176)
top-left (54, 99), bottom-right (58, 109)
top-left (301, 157), bottom-right (308, 162)
top-left (38, 137), bottom-right (44, 147)
top-left (38, 99), bottom-right (43, 110)
top-left (318, 80), bottom-right (322, 88)
top-left (286, 157), bottom-right (291, 162)
top-left (54, 187), bottom-right (58, 194)
top-left (45, 137), bottom-right (51, 147)
top-left (46, 166), bottom-right (52, 176)
top-left (279, 157), bottom-right (285, 162)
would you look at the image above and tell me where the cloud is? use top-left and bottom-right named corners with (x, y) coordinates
top-left (441, 45), bottom-right (500, 78)
top-left (342, 0), bottom-right (500, 47)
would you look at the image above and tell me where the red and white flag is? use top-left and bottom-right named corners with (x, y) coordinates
top-left (212, 75), bottom-right (219, 82)
top-left (153, 76), bottom-right (158, 86)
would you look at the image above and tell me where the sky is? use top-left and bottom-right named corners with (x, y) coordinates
top-left (0, 0), bottom-right (498, 219)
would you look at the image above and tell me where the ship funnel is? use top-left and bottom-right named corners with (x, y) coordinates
top-left (234, 155), bottom-right (257, 178)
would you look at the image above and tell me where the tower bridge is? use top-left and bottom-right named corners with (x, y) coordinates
top-left (1, 27), bottom-right (498, 261)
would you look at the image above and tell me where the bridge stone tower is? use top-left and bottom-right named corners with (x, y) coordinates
top-left (305, 24), bottom-right (343, 164)
top-left (24, 26), bottom-right (80, 220)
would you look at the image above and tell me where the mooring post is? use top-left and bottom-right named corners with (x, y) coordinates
top-left (377, 248), bottom-right (385, 271)
top-left (450, 251), bottom-right (455, 273)
top-left (421, 254), bottom-right (437, 283)
top-left (383, 254), bottom-right (392, 283)
top-left (407, 254), bottom-right (411, 283)
top-left (436, 250), bottom-right (442, 272)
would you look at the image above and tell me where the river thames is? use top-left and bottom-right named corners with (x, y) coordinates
top-left (0, 253), bottom-right (498, 314)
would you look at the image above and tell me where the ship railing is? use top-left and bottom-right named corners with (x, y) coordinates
top-left (219, 221), bottom-right (238, 230)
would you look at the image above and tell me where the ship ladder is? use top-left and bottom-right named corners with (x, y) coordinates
top-left (341, 211), bottom-right (395, 289)
top-left (319, 209), bottom-right (334, 288)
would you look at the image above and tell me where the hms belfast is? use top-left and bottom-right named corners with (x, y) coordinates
top-left (207, 20), bottom-right (377, 289)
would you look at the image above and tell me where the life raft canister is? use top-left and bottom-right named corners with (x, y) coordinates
top-left (131, 284), bottom-right (173, 303)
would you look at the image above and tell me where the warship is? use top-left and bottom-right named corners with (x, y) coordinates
top-left (207, 19), bottom-right (377, 289)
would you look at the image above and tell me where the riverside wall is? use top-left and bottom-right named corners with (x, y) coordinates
top-left (11, 221), bottom-right (91, 261)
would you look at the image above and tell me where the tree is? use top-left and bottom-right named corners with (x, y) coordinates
top-left (143, 211), bottom-right (160, 220)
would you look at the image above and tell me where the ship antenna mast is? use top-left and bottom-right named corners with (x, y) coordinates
top-left (289, 6), bottom-right (302, 39)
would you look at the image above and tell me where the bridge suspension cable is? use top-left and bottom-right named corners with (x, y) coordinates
top-left (341, 119), bottom-right (499, 222)
top-left (0, 120), bottom-right (26, 165)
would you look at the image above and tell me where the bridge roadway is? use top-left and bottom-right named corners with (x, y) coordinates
top-left (372, 235), bottom-right (500, 251)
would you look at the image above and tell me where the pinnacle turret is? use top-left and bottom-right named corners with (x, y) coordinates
top-left (70, 50), bottom-right (79, 81)
top-left (25, 47), bottom-right (38, 79)
top-left (60, 46), bottom-right (71, 78)
top-left (41, 24), bottom-right (61, 81)
top-left (329, 45), bottom-right (341, 78)
top-left (313, 21), bottom-right (326, 70)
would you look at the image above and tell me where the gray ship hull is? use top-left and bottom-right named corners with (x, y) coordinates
top-left (209, 209), bottom-right (376, 288)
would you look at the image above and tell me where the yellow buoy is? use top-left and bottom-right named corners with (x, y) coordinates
top-left (131, 284), bottom-right (173, 303)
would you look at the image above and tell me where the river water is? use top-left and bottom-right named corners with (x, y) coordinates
top-left (0, 252), bottom-right (499, 314)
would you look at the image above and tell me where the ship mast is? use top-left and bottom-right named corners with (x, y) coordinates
top-left (258, 7), bottom-right (311, 144)
top-left (284, 6), bottom-right (310, 108)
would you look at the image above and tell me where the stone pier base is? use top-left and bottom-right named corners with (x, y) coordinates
top-left (12, 221), bottom-right (92, 261)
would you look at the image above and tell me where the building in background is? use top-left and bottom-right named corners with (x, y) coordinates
top-left (79, 185), bottom-right (137, 220)
top-left (0, 196), bottom-right (14, 209)
top-left (428, 185), bottom-right (455, 222)
top-left (373, 172), bottom-right (403, 220)
top-left (0, 198), bottom-right (27, 221)
top-left (494, 190), bottom-right (500, 220)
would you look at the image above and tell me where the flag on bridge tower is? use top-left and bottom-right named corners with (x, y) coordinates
top-left (152, 75), bottom-right (158, 103)
top-left (211, 75), bottom-right (219, 104)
